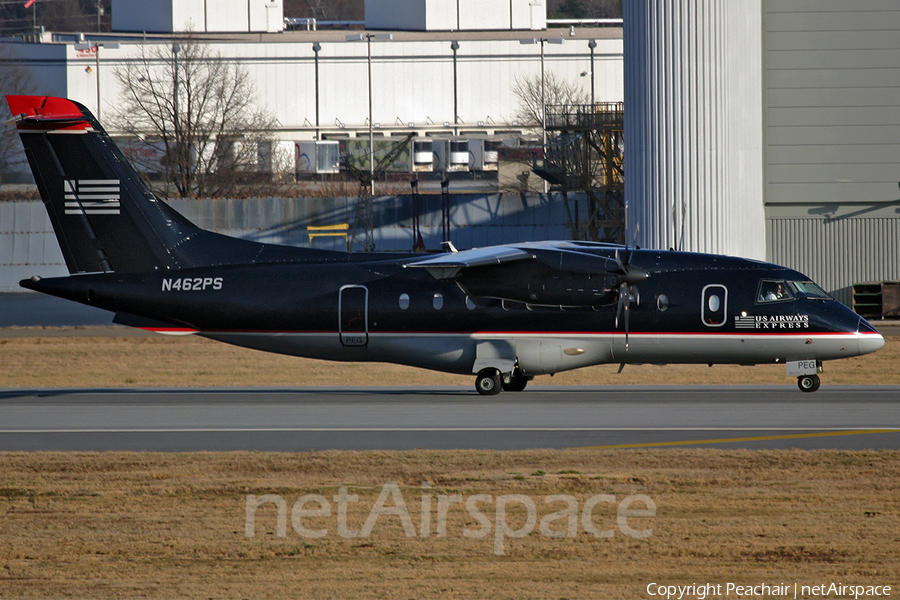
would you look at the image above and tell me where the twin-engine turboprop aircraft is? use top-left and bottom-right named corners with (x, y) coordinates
top-left (6, 95), bottom-right (885, 393)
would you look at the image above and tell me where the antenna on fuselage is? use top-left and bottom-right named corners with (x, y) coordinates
top-left (672, 200), bottom-right (687, 252)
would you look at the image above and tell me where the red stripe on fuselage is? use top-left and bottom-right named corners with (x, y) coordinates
top-left (138, 328), bottom-right (870, 337)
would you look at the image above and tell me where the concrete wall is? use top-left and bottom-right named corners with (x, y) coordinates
top-left (1, 192), bottom-right (579, 292)
top-left (0, 201), bottom-right (68, 292)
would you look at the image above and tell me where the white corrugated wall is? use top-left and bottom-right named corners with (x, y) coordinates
top-left (624, 0), bottom-right (766, 260)
top-left (47, 36), bottom-right (622, 144)
top-left (768, 217), bottom-right (900, 307)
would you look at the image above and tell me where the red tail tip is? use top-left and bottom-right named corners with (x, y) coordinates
top-left (6, 95), bottom-right (84, 120)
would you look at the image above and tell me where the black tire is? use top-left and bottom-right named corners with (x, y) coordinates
top-left (475, 371), bottom-right (502, 395)
top-left (797, 374), bottom-right (821, 393)
top-left (502, 373), bottom-right (529, 392)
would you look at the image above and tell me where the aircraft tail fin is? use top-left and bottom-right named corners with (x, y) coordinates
top-left (7, 95), bottom-right (211, 274)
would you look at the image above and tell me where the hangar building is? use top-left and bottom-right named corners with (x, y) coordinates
top-left (626, 0), bottom-right (900, 307)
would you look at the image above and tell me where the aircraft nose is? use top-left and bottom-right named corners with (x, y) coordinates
top-left (857, 319), bottom-right (885, 356)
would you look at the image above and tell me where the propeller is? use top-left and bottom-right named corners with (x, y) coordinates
top-left (614, 209), bottom-right (649, 352)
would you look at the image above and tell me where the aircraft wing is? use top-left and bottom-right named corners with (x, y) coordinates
top-left (404, 242), bottom-right (623, 280)
top-left (404, 246), bottom-right (533, 279)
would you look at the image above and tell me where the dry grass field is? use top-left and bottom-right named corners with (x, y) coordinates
top-left (0, 329), bottom-right (898, 388)
top-left (1, 450), bottom-right (898, 599)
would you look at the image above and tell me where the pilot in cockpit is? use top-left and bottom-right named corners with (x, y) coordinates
top-left (761, 281), bottom-right (789, 302)
top-left (766, 283), bottom-right (785, 301)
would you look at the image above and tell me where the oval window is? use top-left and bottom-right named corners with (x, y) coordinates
top-left (657, 294), bottom-right (669, 312)
top-left (466, 296), bottom-right (476, 310)
top-left (433, 293), bottom-right (443, 310)
top-left (398, 293), bottom-right (409, 310)
top-left (708, 294), bottom-right (720, 312)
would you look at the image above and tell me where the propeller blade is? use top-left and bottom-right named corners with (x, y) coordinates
top-left (614, 280), bottom-right (631, 352)
top-left (615, 281), bottom-right (627, 328)
top-left (629, 222), bottom-right (640, 263)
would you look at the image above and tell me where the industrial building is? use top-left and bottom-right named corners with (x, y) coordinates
top-left (2, 0), bottom-right (900, 313)
top-left (1, 0), bottom-right (620, 146)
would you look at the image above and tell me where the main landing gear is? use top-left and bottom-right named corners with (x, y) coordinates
top-left (797, 374), bottom-right (821, 393)
top-left (475, 368), bottom-right (532, 395)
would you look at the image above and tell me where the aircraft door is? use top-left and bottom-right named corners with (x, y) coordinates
top-left (339, 285), bottom-right (368, 347)
top-left (701, 284), bottom-right (728, 327)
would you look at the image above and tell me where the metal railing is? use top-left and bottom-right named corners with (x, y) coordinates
top-left (545, 103), bottom-right (623, 130)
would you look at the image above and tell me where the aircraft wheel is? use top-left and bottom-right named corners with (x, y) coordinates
top-left (475, 370), bottom-right (502, 396)
top-left (797, 374), bottom-right (821, 393)
top-left (502, 372), bottom-right (529, 392)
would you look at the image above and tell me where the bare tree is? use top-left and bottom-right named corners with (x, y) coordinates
top-left (0, 44), bottom-right (36, 185)
top-left (511, 71), bottom-right (590, 131)
top-left (502, 72), bottom-right (589, 195)
top-left (113, 36), bottom-right (285, 199)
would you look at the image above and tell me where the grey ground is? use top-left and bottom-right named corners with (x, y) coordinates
top-left (2, 386), bottom-right (898, 451)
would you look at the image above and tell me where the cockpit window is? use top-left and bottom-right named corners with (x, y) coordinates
top-left (757, 280), bottom-right (793, 303)
top-left (786, 280), bottom-right (831, 300)
top-left (757, 279), bottom-right (831, 303)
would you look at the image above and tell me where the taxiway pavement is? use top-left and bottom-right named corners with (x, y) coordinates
top-left (2, 386), bottom-right (898, 451)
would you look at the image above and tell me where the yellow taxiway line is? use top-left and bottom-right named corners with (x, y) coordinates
top-left (577, 429), bottom-right (900, 449)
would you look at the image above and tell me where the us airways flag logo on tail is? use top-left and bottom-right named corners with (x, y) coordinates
top-left (64, 179), bottom-right (120, 215)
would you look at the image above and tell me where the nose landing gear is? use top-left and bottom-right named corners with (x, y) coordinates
top-left (797, 374), bottom-right (821, 393)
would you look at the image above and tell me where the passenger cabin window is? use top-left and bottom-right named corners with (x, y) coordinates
top-left (399, 293), bottom-right (410, 310)
top-left (433, 293), bottom-right (443, 310)
top-left (701, 284), bottom-right (727, 327)
top-left (656, 294), bottom-right (669, 312)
